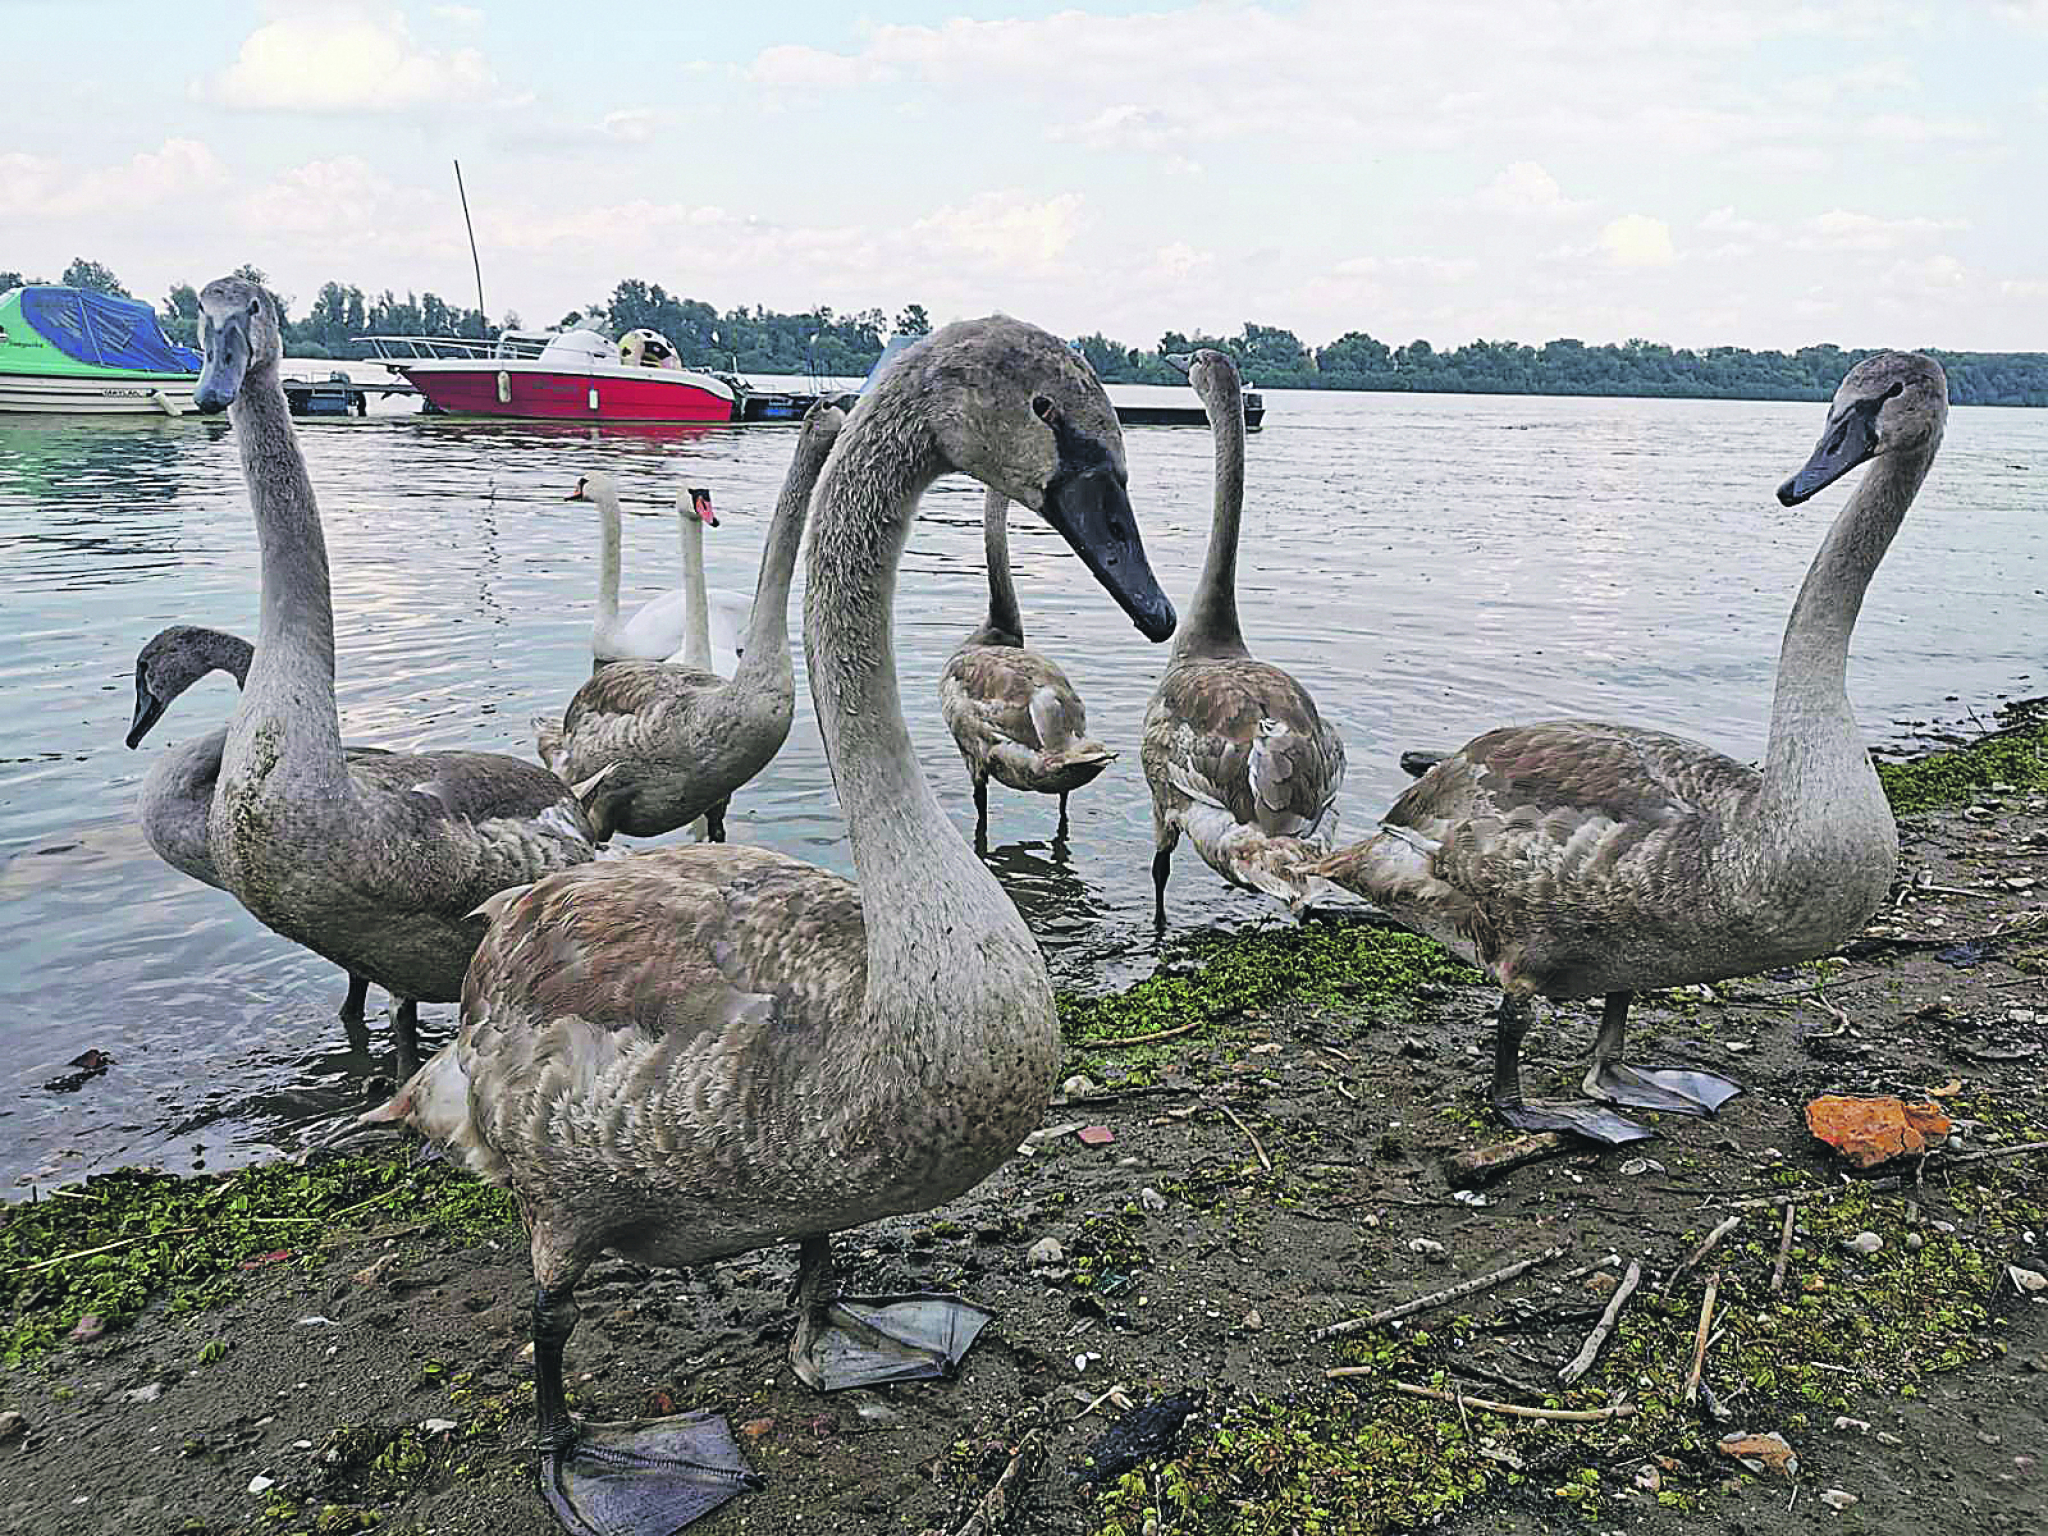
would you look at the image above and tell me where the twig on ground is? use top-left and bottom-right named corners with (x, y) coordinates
top-left (1440, 1131), bottom-right (1575, 1189)
top-left (1219, 1104), bottom-right (1273, 1173)
top-left (1683, 1270), bottom-right (1720, 1406)
top-left (1090, 1019), bottom-right (1203, 1048)
top-left (1939, 1139), bottom-right (2048, 1167)
top-left (1313, 1246), bottom-right (1565, 1342)
top-left (10, 1227), bottom-right (200, 1274)
top-left (1324, 1378), bottom-right (1635, 1423)
top-left (1771, 1204), bottom-right (1797, 1295)
top-left (1062, 1383), bottom-right (1131, 1423)
top-left (1558, 1258), bottom-right (1642, 1387)
top-left (1664, 1214), bottom-right (1741, 1294)
top-left (948, 1429), bottom-right (1044, 1536)
top-left (1056, 1084), bottom-right (1198, 1110)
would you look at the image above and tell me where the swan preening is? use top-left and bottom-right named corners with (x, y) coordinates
top-left (367, 316), bottom-right (1173, 1534)
top-left (1309, 351), bottom-right (1947, 1145)
top-left (570, 471), bottom-right (751, 673)
top-left (190, 275), bottom-right (605, 1074)
top-left (537, 404), bottom-right (843, 841)
top-left (1143, 347), bottom-right (1347, 921)
top-left (940, 487), bottom-right (1116, 841)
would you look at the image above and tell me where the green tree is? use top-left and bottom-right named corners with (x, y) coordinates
top-left (161, 283), bottom-right (202, 346)
top-left (61, 257), bottom-right (129, 296)
top-left (893, 303), bottom-right (931, 337)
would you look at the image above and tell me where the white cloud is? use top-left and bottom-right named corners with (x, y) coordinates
top-left (1794, 209), bottom-right (1967, 252)
top-left (911, 191), bottom-right (1085, 273)
top-left (1599, 214), bottom-right (1676, 267)
top-left (432, 4), bottom-right (485, 23)
top-left (0, 138), bottom-right (224, 220)
top-left (1468, 162), bottom-right (1588, 218)
top-left (1881, 253), bottom-right (1968, 292)
top-left (202, 7), bottom-right (500, 113)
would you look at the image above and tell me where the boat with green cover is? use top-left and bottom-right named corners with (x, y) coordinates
top-left (0, 285), bottom-right (201, 414)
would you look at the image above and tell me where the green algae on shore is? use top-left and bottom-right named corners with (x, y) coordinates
top-left (0, 1156), bottom-right (513, 1364)
top-left (1877, 702), bottom-right (2048, 815)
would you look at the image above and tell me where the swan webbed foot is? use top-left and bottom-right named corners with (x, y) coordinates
top-left (539, 1413), bottom-right (761, 1536)
top-left (1586, 1062), bottom-right (1742, 1116)
top-left (1497, 1098), bottom-right (1659, 1147)
top-left (789, 1292), bottom-right (995, 1392)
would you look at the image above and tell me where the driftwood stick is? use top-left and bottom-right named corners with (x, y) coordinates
top-left (1091, 1019), bottom-right (1203, 1048)
top-left (9, 1226), bottom-right (200, 1275)
top-left (1683, 1270), bottom-right (1720, 1406)
top-left (1323, 1377), bottom-right (1635, 1423)
top-left (1312, 1246), bottom-right (1565, 1342)
top-left (1770, 1204), bottom-right (1797, 1295)
top-left (1219, 1104), bottom-right (1273, 1173)
top-left (1557, 1258), bottom-right (1642, 1386)
top-left (1940, 1138), bottom-right (2048, 1167)
top-left (1664, 1214), bottom-right (1740, 1294)
top-left (949, 1429), bottom-right (1043, 1536)
top-left (1440, 1131), bottom-right (1574, 1189)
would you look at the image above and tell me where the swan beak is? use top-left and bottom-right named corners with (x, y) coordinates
top-left (126, 681), bottom-right (166, 749)
top-left (691, 488), bottom-right (719, 528)
top-left (1043, 468), bottom-right (1176, 642)
top-left (1164, 352), bottom-right (1194, 377)
top-left (1778, 406), bottom-right (1879, 506)
top-left (194, 310), bottom-right (250, 415)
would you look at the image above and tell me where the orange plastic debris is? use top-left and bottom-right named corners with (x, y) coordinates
top-left (1804, 1095), bottom-right (1952, 1170)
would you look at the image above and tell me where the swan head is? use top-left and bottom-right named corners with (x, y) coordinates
top-left (1778, 351), bottom-right (1947, 506)
top-left (1166, 347), bottom-right (1241, 403)
top-left (193, 275), bottom-right (282, 414)
top-left (565, 471), bottom-right (618, 504)
top-left (684, 487), bottom-right (718, 528)
top-left (890, 315), bottom-right (1175, 642)
top-left (127, 625), bottom-right (252, 748)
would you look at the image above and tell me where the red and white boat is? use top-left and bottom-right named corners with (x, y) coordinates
top-left (366, 326), bottom-right (736, 423)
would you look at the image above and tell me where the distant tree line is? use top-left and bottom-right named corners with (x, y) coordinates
top-left (8, 257), bottom-right (2043, 405)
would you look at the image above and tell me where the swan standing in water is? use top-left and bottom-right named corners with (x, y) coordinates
top-left (570, 472), bottom-right (752, 674)
top-left (1310, 353), bottom-right (1948, 1145)
top-left (1142, 347), bottom-right (1346, 922)
top-left (191, 275), bottom-right (604, 1074)
top-left (940, 487), bottom-right (1116, 844)
top-left (363, 316), bottom-right (1175, 1536)
top-left (535, 403), bottom-right (843, 842)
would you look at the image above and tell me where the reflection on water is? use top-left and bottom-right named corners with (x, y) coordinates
top-left (0, 394), bottom-right (2042, 1188)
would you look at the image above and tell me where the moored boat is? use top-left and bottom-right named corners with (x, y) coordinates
top-left (365, 326), bottom-right (736, 423)
top-left (0, 286), bottom-right (201, 415)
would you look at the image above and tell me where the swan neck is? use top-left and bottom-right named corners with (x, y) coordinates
top-left (1760, 438), bottom-right (1934, 815)
top-left (228, 361), bottom-right (345, 775)
top-left (733, 445), bottom-right (818, 686)
top-left (802, 408), bottom-right (1042, 1030)
top-left (973, 489), bottom-right (1024, 645)
top-left (678, 506), bottom-right (712, 671)
top-left (1181, 376), bottom-right (1248, 658)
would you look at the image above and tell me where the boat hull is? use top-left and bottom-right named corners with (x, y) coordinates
top-left (397, 363), bottom-right (735, 423)
top-left (0, 372), bottom-right (197, 415)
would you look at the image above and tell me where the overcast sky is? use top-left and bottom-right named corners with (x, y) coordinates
top-left (7, 1), bottom-right (2045, 352)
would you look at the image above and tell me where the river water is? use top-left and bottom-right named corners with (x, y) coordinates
top-left (0, 381), bottom-right (2041, 1188)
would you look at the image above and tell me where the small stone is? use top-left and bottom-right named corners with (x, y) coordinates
top-left (0, 1410), bottom-right (25, 1441)
top-left (1905, 1232), bottom-right (1924, 1252)
top-left (738, 1417), bottom-right (774, 1443)
top-left (2016, 1454), bottom-right (2037, 1473)
top-left (1634, 1464), bottom-right (1661, 1493)
top-left (1243, 1309), bottom-right (1264, 1330)
top-left (1028, 1237), bottom-right (1065, 1268)
top-left (2008, 1009), bottom-right (2040, 1025)
top-left (1451, 1189), bottom-right (1490, 1206)
top-left (1876, 1431), bottom-right (1904, 1447)
top-left (1716, 1430), bottom-right (1799, 1479)
top-left (1843, 1232), bottom-right (1883, 1257)
top-left (1819, 1489), bottom-right (1859, 1512)
top-left (1139, 1186), bottom-right (1168, 1213)
top-left (1060, 1075), bottom-right (1097, 1097)
top-left (1619, 1156), bottom-right (1664, 1177)
top-left (247, 1475), bottom-right (275, 1496)
top-left (1977, 1430), bottom-right (2003, 1446)
top-left (354, 1252), bottom-right (401, 1287)
top-left (2008, 1265), bottom-right (2048, 1294)
top-left (1408, 1238), bottom-right (1447, 1262)
top-left (1076, 1124), bottom-right (1115, 1147)
top-left (1833, 1417), bottom-right (1869, 1434)
top-left (124, 1383), bottom-right (164, 1405)
top-left (67, 1314), bottom-right (105, 1344)
top-left (1248, 1042), bottom-right (1282, 1056)
top-left (421, 1418), bottom-right (457, 1434)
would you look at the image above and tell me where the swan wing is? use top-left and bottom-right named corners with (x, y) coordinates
top-left (1147, 657), bottom-right (1343, 837)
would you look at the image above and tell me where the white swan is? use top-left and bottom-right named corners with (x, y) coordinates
top-left (571, 473), bottom-right (751, 674)
top-left (362, 316), bottom-right (1176, 1536)
top-left (1310, 352), bottom-right (1949, 1145)
top-left (190, 275), bottom-right (605, 1074)
top-left (940, 487), bottom-right (1115, 843)
top-left (536, 404), bottom-right (843, 842)
top-left (1142, 347), bottom-right (1346, 921)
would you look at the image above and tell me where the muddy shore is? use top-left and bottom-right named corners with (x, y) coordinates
top-left (2, 713), bottom-right (2044, 1536)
